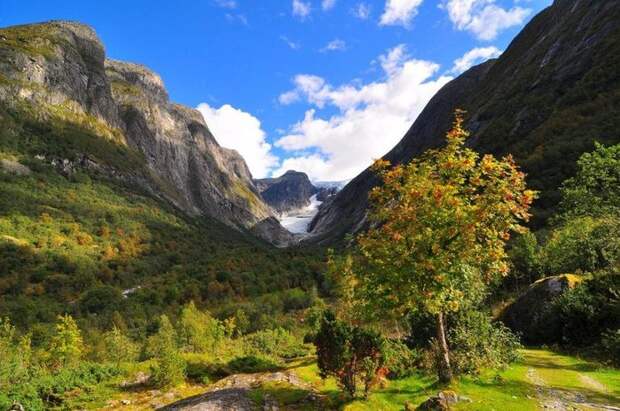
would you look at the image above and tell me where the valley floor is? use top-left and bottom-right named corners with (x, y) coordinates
top-left (73, 349), bottom-right (619, 410)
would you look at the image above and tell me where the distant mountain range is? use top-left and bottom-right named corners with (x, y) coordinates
top-left (254, 170), bottom-right (341, 215)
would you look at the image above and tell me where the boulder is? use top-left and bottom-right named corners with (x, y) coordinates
top-left (499, 274), bottom-right (582, 344)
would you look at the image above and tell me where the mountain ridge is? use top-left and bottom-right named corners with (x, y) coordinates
top-left (307, 0), bottom-right (620, 243)
top-left (0, 20), bottom-right (293, 245)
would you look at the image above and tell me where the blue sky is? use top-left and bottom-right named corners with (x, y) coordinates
top-left (1, 0), bottom-right (551, 180)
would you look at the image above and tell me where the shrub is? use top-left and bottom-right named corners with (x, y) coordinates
top-left (448, 311), bottom-right (521, 376)
top-left (382, 339), bottom-right (421, 379)
top-left (541, 273), bottom-right (620, 346)
top-left (178, 301), bottom-right (225, 353)
top-left (227, 356), bottom-right (280, 374)
top-left (243, 327), bottom-right (308, 359)
top-left (542, 216), bottom-right (620, 275)
top-left (314, 311), bottom-right (384, 398)
top-left (102, 326), bottom-right (139, 366)
top-left (49, 314), bottom-right (84, 369)
top-left (601, 329), bottom-right (620, 366)
top-left (148, 315), bottom-right (186, 387)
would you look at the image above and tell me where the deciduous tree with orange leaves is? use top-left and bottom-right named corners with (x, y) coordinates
top-left (355, 111), bottom-right (535, 383)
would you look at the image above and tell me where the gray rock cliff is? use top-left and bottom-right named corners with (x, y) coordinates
top-left (0, 21), bottom-right (292, 245)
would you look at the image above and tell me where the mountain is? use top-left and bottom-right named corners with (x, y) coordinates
top-left (0, 21), bottom-right (292, 246)
top-left (308, 0), bottom-right (620, 243)
top-left (255, 170), bottom-right (318, 214)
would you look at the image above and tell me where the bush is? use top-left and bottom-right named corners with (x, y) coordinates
top-left (178, 301), bottom-right (225, 353)
top-left (49, 314), bottom-right (84, 369)
top-left (542, 216), bottom-right (620, 275)
top-left (148, 315), bottom-right (186, 387)
top-left (102, 326), bottom-right (139, 366)
top-left (227, 356), bottom-right (281, 374)
top-left (448, 311), bottom-right (521, 376)
top-left (601, 329), bottom-right (620, 366)
top-left (314, 311), bottom-right (384, 398)
top-left (382, 339), bottom-right (420, 379)
top-left (243, 327), bottom-right (308, 359)
top-left (541, 273), bottom-right (620, 347)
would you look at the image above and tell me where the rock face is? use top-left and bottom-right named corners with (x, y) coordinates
top-left (255, 170), bottom-right (318, 214)
top-left (308, 0), bottom-right (620, 243)
top-left (0, 21), bottom-right (291, 245)
top-left (500, 274), bottom-right (582, 344)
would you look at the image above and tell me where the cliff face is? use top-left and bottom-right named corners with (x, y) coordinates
top-left (255, 170), bottom-right (318, 214)
top-left (308, 0), bottom-right (620, 243)
top-left (0, 21), bottom-right (292, 245)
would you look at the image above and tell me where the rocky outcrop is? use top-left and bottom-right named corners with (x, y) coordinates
top-left (308, 0), bottom-right (620, 243)
top-left (255, 170), bottom-right (318, 214)
top-left (159, 371), bottom-right (318, 411)
top-left (500, 274), bottom-right (583, 344)
top-left (0, 21), bottom-right (291, 245)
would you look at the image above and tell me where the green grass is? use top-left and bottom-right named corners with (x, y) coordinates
top-left (266, 349), bottom-right (620, 410)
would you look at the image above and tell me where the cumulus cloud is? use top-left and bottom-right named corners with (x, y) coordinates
top-left (320, 39), bottom-right (347, 52)
top-left (197, 103), bottom-right (278, 178)
top-left (442, 0), bottom-right (531, 40)
top-left (451, 46), bottom-right (502, 74)
top-left (275, 45), bottom-right (452, 181)
top-left (380, 0), bottom-right (424, 27)
top-left (292, 0), bottom-right (311, 19)
top-left (352, 2), bottom-right (371, 19)
top-left (322, 0), bottom-right (337, 11)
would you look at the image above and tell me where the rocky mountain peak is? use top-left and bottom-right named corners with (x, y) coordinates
top-left (0, 20), bottom-right (293, 246)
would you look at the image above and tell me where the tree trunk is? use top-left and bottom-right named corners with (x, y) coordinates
top-left (436, 311), bottom-right (453, 384)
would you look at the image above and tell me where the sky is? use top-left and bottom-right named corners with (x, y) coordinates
top-left (1, 0), bottom-right (551, 181)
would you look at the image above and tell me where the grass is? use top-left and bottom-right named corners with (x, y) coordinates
top-left (264, 349), bottom-right (620, 410)
top-left (34, 348), bottom-right (618, 410)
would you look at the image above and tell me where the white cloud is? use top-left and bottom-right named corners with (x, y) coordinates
top-left (322, 0), bottom-right (337, 10)
top-left (380, 0), bottom-right (424, 27)
top-left (320, 39), bottom-right (347, 52)
top-left (275, 45), bottom-right (452, 181)
top-left (197, 103), bottom-right (278, 178)
top-left (292, 0), bottom-right (311, 19)
top-left (442, 0), bottom-right (531, 40)
top-left (352, 2), bottom-right (371, 19)
top-left (451, 46), bottom-right (501, 74)
top-left (214, 0), bottom-right (237, 8)
top-left (225, 13), bottom-right (248, 25)
top-left (280, 35), bottom-right (300, 50)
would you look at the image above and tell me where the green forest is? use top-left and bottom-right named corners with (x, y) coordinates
top-left (1, 114), bottom-right (618, 410)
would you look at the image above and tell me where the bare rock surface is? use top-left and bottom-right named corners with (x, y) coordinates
top-left (159, 371), bottom-right (314, 411)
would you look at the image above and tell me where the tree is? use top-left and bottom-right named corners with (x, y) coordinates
top-left (314, 311), bottom-right (384, 398)
top-left (178, 301), bottom-right (224, 353)
top-left (355, 112), bottom-right (534, 383)
top-left (49, 314), bottom-right (84, 368)
top-left (103, 326), bottom-right (138, 367)
top-left (149, 315), bottom-right (186, 387)
top-left (558, 142), bottom-right (620, 220)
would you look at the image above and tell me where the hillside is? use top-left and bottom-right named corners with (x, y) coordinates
top-left (308, 0), bottom-right (620, 242)
top-left (0, 20), bottom-right (292, 245)
top-left (0, 21), bottom-right (321, 329)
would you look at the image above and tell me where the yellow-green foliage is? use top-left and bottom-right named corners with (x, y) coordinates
top-left (149, 315), bottom-right (186, 387)
top-left (0, 24), bottom-right (66, 59)
top-left (49, 314), bottom-right (84, 368)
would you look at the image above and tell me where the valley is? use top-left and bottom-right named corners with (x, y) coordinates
top-left (0, 0), bottom-right (619, 410)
